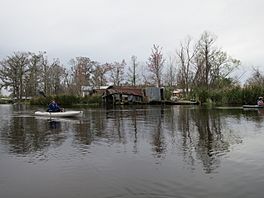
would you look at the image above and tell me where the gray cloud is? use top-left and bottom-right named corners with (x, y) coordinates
top-left (0, 0), bottom-right (263, 72)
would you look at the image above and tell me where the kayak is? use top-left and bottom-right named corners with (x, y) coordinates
top-left (34, 110), bottom-right (83, 117)
top-left (243, 105), bottom-right (264, 108)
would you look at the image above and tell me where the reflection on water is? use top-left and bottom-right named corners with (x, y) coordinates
top-left (1, 104), bottom-right (264, 198)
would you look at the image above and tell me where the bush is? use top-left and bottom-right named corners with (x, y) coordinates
top-left (30, 95), bottom-right (81, 106)
top-left (55, 95), bottom-right (80, 106)
top-left (224, 86), bottom-right (243, 105)
top-left (210, 89), bottom-right (224, 105)
top-left (80, 94), bottom-right (102, 105)
top-left (164, 87), bottom-right (173, 100)
top-left (193, 87), bottom-right (210, 104)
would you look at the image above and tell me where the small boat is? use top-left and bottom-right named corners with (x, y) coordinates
top-left (34, 110), bottom-right (83, 118)
top-left (243, 105), bottom-right (264, 109)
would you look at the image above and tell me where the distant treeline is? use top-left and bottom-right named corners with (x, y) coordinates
top-left (0, 31), bottom-right (263, 105)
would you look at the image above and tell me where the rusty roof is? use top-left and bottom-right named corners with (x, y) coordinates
top-left (105, 87), bottom-right (143, 97)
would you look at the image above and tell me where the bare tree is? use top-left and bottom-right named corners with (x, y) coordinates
top-left (0, 52), bottom-right (29, 101)
top-left (92, 63), bottom-right (112, 87)
top-left (24, 52), bottom-right (46, 97)
top-left (36, 55), bottom-right (67, 96)
top-left (245, 67), bottom-right (264, 86)
top-left (109, 60), bottom-right (126, 86)
top-left (40, 54), bottom-right (50, 95)
top-left (164, 55), bottom-right (177, 87)
top-left (193, 31), bottom-right (240, 89)
top-left (69, 57), bottom-right (97, 95)
top-left (193, 31), bottom-right (216, 88)
top-left (127, 55), bottom-right (139, 86)
top-left (147, 44), bottom-right (165, 87)
top-left (49, 59), bottom-right (66, 95)
top-left (176, 36), bottom-right (197, 94)
top-left (208, 50), bottom-right (240, 88)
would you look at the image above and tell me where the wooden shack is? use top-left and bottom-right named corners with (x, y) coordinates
top-left (102, 86), bottom-right (143, 105)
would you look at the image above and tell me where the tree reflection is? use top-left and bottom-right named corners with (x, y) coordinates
top-left (176, 107), bottom-right (196, 167)
top-left (131, 108), bottom-right (138, 154)
top-left (152, 118), bottom-right (166, 157)
top-left (178, 107), bottom-right (238, 173)
top-left (193, 109), bottom-right (225, 173)
top-left (0, 105), bottom-right (252, 174)
top-left (150, 107), bottom-right (167, 159)
top-left (48, 120), bottom-right (61, 129)
top-left (0, 116), bottom-right (66, 155)
top-left (73, 121), bottom-right (92, 145)
top-left (72, 108), bottom-right (129, 147)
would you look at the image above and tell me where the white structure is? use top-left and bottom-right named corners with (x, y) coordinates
top-left (81, 86), bottom-right (93, 97)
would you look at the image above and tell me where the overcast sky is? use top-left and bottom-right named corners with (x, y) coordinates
top-left (0, 0), bottom-right (263, 82)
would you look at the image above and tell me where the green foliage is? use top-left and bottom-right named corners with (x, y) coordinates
top-left (242, 85), bottom-right (264, 104)
top-left (30, 96), bottom-right (49, 106)
top-left (193, 87), bottom-right (210, 104)
top-left (30, 95), bottom-right (80, 107)
top-left (164, 87), bottom-right (173, 100)
top-left (224, 86), bottom-right (243, 105)
top-left (191, 85), bottom-right (264, 105)
top-left (80, 94), bottom-right (102, 105)
top-left (55, 95), bottom-right (81, 106)
top-left (210, 89), bottom-right (224, 105)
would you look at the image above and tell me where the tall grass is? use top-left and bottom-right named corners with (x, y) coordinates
top-left (242, 85), bottom-right (264, 105)
top-left (193, 85), bottom-right (264, 105)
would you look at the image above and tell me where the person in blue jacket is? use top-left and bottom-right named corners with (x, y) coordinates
top-left (47, 100), bottom-right (63, 112)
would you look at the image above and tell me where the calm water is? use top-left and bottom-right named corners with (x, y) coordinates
top-left (1, 104), bottom-right (264, 198)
